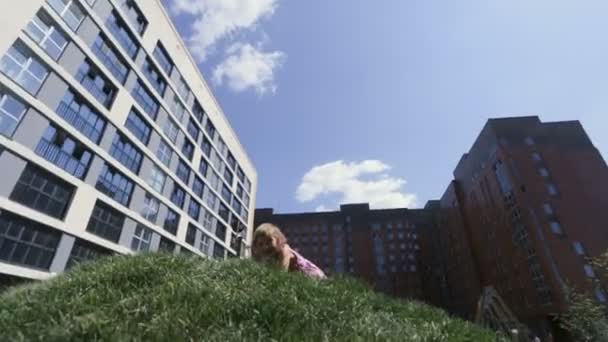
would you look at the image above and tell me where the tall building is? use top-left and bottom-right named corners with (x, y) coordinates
top-left (0, 0), bottom-right (256, 286)
top-left (255, 204), bottom-right (435, 300)
top-left (435, 116), bottom-right (608, 334)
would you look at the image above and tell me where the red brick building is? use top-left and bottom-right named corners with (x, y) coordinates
top-left (255, 204), bottom-right (434, 300)
top-left (255, 116), bottom-right (608, 338)
top-left (434, 116), bottom-right (608, 335)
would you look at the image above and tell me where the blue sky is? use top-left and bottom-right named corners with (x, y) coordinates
top-left (163, 0), bottom-right (608, 213)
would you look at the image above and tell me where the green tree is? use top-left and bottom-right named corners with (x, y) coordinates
top-left (559, 251), bottom-right (608, 342)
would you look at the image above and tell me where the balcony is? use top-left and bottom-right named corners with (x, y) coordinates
top-left (56, 102), bottom-right (104, 144)
top-left (35, 138), bottom-right (89, 179)
top-left (79, 74), bottom-right (114, 109)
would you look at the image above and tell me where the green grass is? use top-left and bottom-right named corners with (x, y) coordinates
top-left (0, 254), bottom-right (501, 341)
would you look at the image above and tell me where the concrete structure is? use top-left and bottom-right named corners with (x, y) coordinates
top-left (0, 0), bottom-right (257, 284)
top-left (255, 204), bottom-right (435, 300)
top-left (432, 116), bottom-right (608, 336)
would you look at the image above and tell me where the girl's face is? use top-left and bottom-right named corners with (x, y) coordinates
top-left (253, 234), bottom-right (286, 267)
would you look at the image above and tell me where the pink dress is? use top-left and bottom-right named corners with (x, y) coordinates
top-left (288, 249), bottom-right (327, 280)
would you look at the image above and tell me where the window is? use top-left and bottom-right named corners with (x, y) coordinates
top-left (110, 133), bottom-right (142, 174)
top-left (538, 168), bottom-right (549, 178)
top-left (118, 0), bottom-right (148, 35)
top-left (188, 199), bottom-right (201, 221)
top-left (192, 100), bottom-right (204, 123)
top-left (244, 178), bottom-right (252, 193)
top-left (163, 209), bottom-right (179, 235)
top-left (224, 168), bottom-right (234, 186)
top-left (0, 42), bottom-right (48, 95)
top-left (170, 95), bottom-right (186, 122)
top-left (410, 265), bottom-right (417, 272)
top-left (0, 210), bottom-right (61, 270)
top-left (158, 237), bottom-right (176, 254)
top-left (187, 118), bottom-right (199, 141)
top-left (231, 199), bottom-right (242, 215)
top-left (86, 201), bottom-right (125, 242)
top-left (24, 11), bottom-right (68, 60)
top-left (236, 184), bottom-right (244, 199)
top-left (125, 109), bottom-right (150, 144)
top-left (91, 34), bottom-right (129, 83)
top-left (218, 203), bottom-right (229, 222)
top-left (47, 0), bottom-right (85, 31)
top-left (176, 159), bottom-right (191, 184)
top-left (66, 239), bottom-right (111, 269)
top-left (210, 150), bottom-right (223, 172)
top-left (36, 124), bottom-right (92, 179)
top-left (215, 223), bottom-right (226, 241)
top-left (153, 140), bottom-right (171, 167)
top-left (106, 11), bottom-right (138, 58)
top-left (213, 243), bottom-right (225, 260)
top-left (96, 163), bottom-right (134, 206)
top-left (132, 81), bottom-right (158, 120)
top-left (75, 59), bottom-right (117, 108)
top-left (525, 137), bottom-right (535, 145)
top-left (131, 224), bottom-right (152, 252)
top-left (203, 188), bottom-right (218, 211)
top-left (215, 137), bottom-right (228, 157)
top-left (549, 221), bottom-right (563, 235)
top-left (208, 171), bottom-right (221, 192)
top-left (573, 241), bottom-right (585, 256)
top-left (182, 140), bottom-right (194, 161)
top-left (141, 193), bottom-right (160, 223)
top-left (542, 203), bottom-right (554, 216)
top-left (153, 43), bottom-right (173, 75)
top-left (142, 57), bottom-right (166, 95)
top-left (192, 177), bottom-right (204, 198)
top-left (0, 91), bottom-right (26, 137)
top-left (199, 234), bottom-right (211, 256)
top-left (584, 264), bottom-right (595, 278)
top-left (493, 160), bottom-right (512, 195)
top-left (595, 288), bottom-right (607, 303)
top-left (221, 184), bottom-right (232, 203)
top-left (547, 183), bottom-right (558, 196)
top-left (202, 211), bottom-right (215, 231)
top-left (201, 137), bottom-right (212, 157)
top-left (186, 224), bottom-right (196, 246)
top-left (163, 119), bottom-right (179, 144)
top-left (199, 158), bottom-right (209, 177)
top-left (176, 74), bottom-right (191, 102)
top-left (170, 184), bottom-right (185, 209)
top-left (147, 165), bottom-right (166, 193)
top-left (237, 167), bottom-right (245, 183)
top-left (58, 90), bottom-right (106, 143)
top-left (532, 152), bottom-right (542, 162)
top-left (205, 119), bottom-right (216, 140)
top-left (227, 153), bottom-right (236, 170)
top-left (11, 164), bottom-right (74, 219)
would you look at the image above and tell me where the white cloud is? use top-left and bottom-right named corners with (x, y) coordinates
top-left (213, 42), bottom-right (286, 95)
top-left (169, 0), bottom-right (280, 62)
top-left (296, 160), bottom-right (418, 210)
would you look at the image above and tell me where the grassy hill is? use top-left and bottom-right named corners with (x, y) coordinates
top-left (0, 254), bottom-right (502, 341)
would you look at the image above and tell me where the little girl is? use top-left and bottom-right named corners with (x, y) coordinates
top-left (252, 223), bottom-right (326, 280)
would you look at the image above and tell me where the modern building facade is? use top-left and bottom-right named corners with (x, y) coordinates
top-left (432, 116), bottom-right (608, 335)
top-left (255, 204), bottom-right (435, 300)
top-left (0, 0), bottom-right (257, 284)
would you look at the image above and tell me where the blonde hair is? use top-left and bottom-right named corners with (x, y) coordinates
top-left (252, 223), bottom-right (287, 265)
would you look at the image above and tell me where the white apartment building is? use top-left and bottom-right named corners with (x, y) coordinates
top-left (0, 0), bottom-right (257, 285)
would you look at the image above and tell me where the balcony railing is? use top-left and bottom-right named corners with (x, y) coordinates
top-left (35, 138), bottom-right (89, 179)
top-left (95, 178), bottom-right (131, 206)
top-left (79, 75), bottom-right (114, 109)
top-left (92, 39), bottom-right (128, 83)
top-left (106, 16), bottom-right (138, 59)
top-left (56, 102), bottom-right (104, 144)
